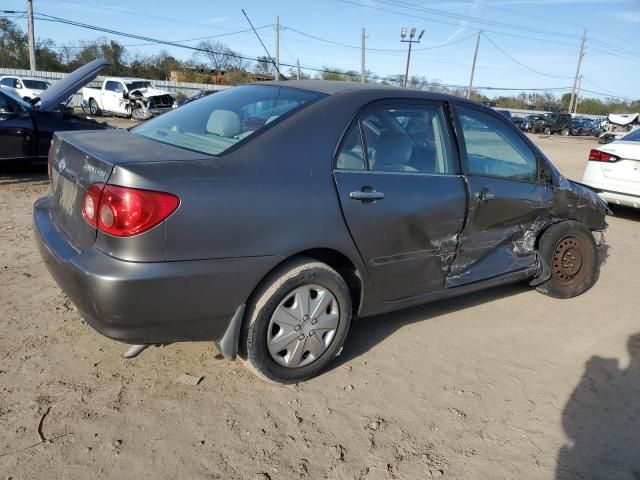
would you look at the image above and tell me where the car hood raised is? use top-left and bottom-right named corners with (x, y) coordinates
top-left (38, 58), bottom-right (109, 111)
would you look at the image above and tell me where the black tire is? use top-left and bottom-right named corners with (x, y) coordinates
top-left (544, 126), bottom-right (552, 135)
top-left (535, 221), bottom-right (599, 299)
top-left (89, 98), bottom-right (101, 116)
top-left (561, 127), bottom-right (570, 136)
top-left (239, 258), bottom-right (352, 383)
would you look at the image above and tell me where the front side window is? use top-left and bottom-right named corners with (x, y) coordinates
top-left (458, 106), bottom-right (538, 182)
top-left (360, 103), bottom-right (455, 174)
top-left (105, 81), bottom-right (119, 92)
top-left (22, 79), bottom-right (50, 90)
top-left (132, 85), bottom-right (325, 156)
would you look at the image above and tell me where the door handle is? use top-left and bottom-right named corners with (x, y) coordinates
top-left (349, 189), bottom-right (385, 202)
top-left (474, 188), bottom-right (496, 203)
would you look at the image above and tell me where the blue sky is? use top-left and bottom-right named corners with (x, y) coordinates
top-left (4, 0), bottom-right (640, 100)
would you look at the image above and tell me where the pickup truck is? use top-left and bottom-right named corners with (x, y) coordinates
top-left (81, 77), bottom-right (176, 120)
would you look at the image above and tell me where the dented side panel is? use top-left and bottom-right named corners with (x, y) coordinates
top-left (447, 173), bottom-right (609, 288)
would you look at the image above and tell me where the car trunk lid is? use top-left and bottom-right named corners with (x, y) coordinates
top-left (598, 142), bottom-right (640, 184)
top-left (48, 129), bottom-right (209, 252)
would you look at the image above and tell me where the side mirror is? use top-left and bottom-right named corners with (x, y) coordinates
top-left (16, 84), bottom-right (22, 89)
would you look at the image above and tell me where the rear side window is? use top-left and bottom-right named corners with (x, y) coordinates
top-left (458, 106), bottom-right (538, 182)
top-left (336, 123), bottom-right (365, 170)
top-left (359, 103), bottom-right (455, 174)
top-left (133, 85), bottom-right (325, 156)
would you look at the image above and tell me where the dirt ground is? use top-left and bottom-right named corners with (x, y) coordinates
top-left (1, 134), bottom-right (639, 480)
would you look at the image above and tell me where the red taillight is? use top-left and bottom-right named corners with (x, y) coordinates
top-left (589, 149), bottom-right (619, 162)
top-left (81, 183), bottom-right (104, 227)
top-left (81, 183), bottom-right (179, 237)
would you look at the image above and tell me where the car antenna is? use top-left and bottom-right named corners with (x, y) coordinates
top-left (241, 9), bottom-right (286, 80)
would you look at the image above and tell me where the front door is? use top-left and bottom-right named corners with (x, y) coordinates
top-left (448, 103), bottom-right (555, 287)
top-left (333, 100), bottom-right (467, 302)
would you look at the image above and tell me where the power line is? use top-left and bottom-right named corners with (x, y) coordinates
top-left (482, 32), bottom-right (572, 80)
top-left (283, 25), bottom-right (477, 52)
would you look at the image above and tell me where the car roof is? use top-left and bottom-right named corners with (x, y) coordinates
top-left (258, 79), bottom-right (460, 102)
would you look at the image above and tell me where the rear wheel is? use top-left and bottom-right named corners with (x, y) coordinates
top-left (544, 126), bottom-right (552, 135)
top-left (561, 127), bottom-right (570, 136)
top-left (240, 258), bottom-right (352, 383)
top-left (535, 221), bottom-right (599, 299)
top-left (89, 98), bottom-right (101, 116)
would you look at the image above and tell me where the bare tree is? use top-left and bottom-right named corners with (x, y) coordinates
top-left (196, 40), bottom-right (237, 72)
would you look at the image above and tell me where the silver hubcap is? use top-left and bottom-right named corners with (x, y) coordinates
top-left (267, 284), bottom-right (339, 368)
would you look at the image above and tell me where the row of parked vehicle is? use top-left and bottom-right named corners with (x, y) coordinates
top-left (496, 110), bottom-right (602, 137)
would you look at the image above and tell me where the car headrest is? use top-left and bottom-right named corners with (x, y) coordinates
top-left (206, 110), bottom-right (242, 137)
top-left (375, 131), bottom-right (412, 168)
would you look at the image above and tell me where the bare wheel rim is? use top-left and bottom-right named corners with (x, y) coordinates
top-left (267, 284), bottom-right (339, 368)
top-left (551, 235), bottom-right (586, 285)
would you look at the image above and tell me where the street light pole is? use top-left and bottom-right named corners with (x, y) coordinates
top-left (400, 27), bottom-right (424, 88)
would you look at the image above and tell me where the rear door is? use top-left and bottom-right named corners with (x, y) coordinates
top-left (449, 102), bottom-right (555, 287)
top-left (333, 100), bottom-right (467, 302)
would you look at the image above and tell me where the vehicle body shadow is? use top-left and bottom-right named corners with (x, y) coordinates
top-left (0, 163), bottom-right (47, 185)
top-left (556, 333), bottom-right (640, 479)
top-left (609, 205), bottom-right (640, 222)
top-left (332, 281), bottom-right (531, 369)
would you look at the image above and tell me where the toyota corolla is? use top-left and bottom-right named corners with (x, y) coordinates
top-left (34, 80), bottom-right (608, 383)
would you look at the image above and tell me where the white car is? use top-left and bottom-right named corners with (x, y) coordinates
top-left (0, 75), bottom-right (51, 101)
top-left (582, 128), bottom-right (640, 208)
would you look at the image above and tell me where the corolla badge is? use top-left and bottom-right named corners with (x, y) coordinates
top-left (83, 163), bottom-right (107, 178)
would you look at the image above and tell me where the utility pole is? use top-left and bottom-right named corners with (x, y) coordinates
top-left (27, 0), bottom-right (36, 72)
top-left (467, 30), bottom-right (481, 99)
top-left (296, 59), bottom-right (301, 80)
top-left (574, 74), bottom-right (583, 114)
top-left (361, 28), bottom-right (366, 83)
top-left (400, 27), bottom-right (425, 88)
top-left (568, 29), bottom-right (586, 113)
top-left (274, 16), bottom-right (280, 81)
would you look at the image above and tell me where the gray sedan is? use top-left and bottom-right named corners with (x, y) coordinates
top-left (35, 80), bottom-right (608, 383)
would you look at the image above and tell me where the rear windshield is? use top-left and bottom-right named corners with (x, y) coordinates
top-left (132, 85), bottom-right (325, 156)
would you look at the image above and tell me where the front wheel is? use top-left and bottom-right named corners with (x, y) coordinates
top-left (561, 127), bottom-right (570, 136)
top-left (544, 126), bottom-right (552, 135)
top-left (240, 258), bottom-right (352, 383)
top-left (535, 221), bottom-right (599, 299)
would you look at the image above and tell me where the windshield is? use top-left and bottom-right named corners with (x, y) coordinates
top-left (126, 81), bottom-right (153, 91)
top-left (622, 128), bottom-right (640, 142)
top-left (23, 79), bottom-right (51, 90)
top-left (132, 85), bottom-right (325, 156)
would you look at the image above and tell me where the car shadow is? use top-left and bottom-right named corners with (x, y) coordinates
top-left (609, 205), bottom-right (640, 222)
top-left (0, 163), bottom-right (47, 185)
top-left (331, 281), bottom-right (531, 369)
top-left (556, 333), bottom-right (640, 479)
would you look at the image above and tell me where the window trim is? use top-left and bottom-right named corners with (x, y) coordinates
top-left (332, 98), bottom-right (461, 176)
top-left (451, 101), bottom-right (544, 185)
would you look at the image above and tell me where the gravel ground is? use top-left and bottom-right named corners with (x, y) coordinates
top-left (1, 134), bottom-right (639, 479)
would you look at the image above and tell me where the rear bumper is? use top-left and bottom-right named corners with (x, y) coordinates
top-left (598, 189), bottom-right (640, 209)
top-left (34, 196), bottom-right (280, 345)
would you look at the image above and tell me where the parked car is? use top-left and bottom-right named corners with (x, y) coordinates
top-left (531, 112), bottom-right (572, 135)
top-left (0, 75), bottom-right (52, 102)
top-left (0, 59), bottom-right (109, 164)
top-left (35, 81), bottom-right (608, 383)
top-left (522, 114), bottom-right (545, 133)
top-left (175, 89), bottom-right (217, 108)
top-left (81, 77), bottom-right (176, 120)
top-left (496, 109), bottom-right (512, 120)
top-left (511, 117), bottom-right (524, 130)
top-left (582, 128), bottom-right (640, 208)
top-left (570, 118), bottom-right (596, 136)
